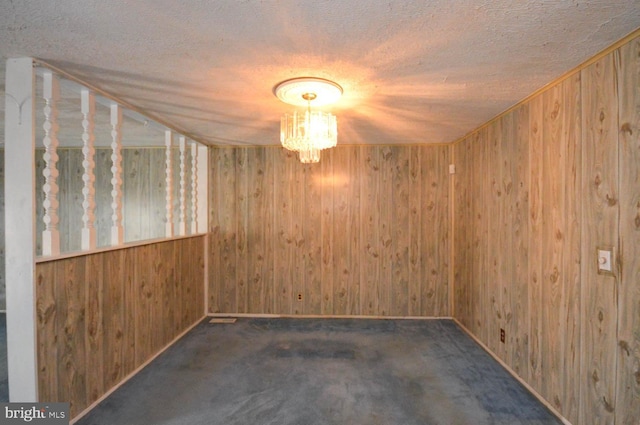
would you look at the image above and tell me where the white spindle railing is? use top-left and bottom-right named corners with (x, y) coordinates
top-left (190, 141), bottom-right (198, 234)
top-left (196, 145), bottom-right (208, 234)
top-left (178, 136), bottom-right (187, 236)
top-left (165, 130), bottom-right (174, 237)
top-left (80, 89), bottom-right (96, 250)
top-left (32, 66), bottom-right (209, 256)
top-left (110, 103), bottom-right (124, 245)
top-left (41, 71), bottom-right (61, 256)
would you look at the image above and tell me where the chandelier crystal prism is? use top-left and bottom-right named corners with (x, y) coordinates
top-left (274, 77), bottom-right (342, 164)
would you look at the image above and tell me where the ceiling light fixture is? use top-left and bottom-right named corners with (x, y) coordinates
top-left (274, 77), bottom-right (342, 164)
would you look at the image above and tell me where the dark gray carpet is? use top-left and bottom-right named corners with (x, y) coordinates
top-left (0, 313), bottom-right (7, 402)
top-left (77, 318), bottom-right (561, 425)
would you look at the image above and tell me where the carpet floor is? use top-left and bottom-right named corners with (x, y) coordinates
top-left (76, 318), bottom-right (562, 425)
top-left (0, 313), bottom-right (7, 402)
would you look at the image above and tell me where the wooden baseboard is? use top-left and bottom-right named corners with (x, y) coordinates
top-left (207, 313), bottom-right (453, 320)
top-left (70, 315), bottom-right (207, 424)
top-left (452, 318), bottom-right (572, 425)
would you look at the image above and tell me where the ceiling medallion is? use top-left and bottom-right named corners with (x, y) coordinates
top-left (274, 77), bottom-right (342, 164)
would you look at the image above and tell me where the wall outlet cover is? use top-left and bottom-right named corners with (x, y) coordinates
top-left (596, 246), bottom-right (615, 276)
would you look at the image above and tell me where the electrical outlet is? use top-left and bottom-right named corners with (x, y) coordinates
top-left (500, 328), bottom-right (505, 343)
top-left (297, 293), bottom-right (303, 301)
top-left (596, 246), bottom-right (615, 276)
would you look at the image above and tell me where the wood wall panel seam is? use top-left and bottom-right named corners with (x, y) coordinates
top-left (451, 33), bottom-right (639, 425)
top-left (614, 36), bottom-right (640, 425)
top-left (208, 145), bottom-right (450, 318)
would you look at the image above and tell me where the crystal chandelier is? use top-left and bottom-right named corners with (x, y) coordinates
top-left (274, 77), bottom-right (342, 163)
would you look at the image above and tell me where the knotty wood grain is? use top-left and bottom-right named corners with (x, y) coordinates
top-left (453, 67), bottom-right (587, 425)
top-left (207, 145), bottom-right (450, 318)
top-left (541, 81), bottom-right (564, 409)
top-left (453, 137), bottom-right (471, 327)
top-left (378, 147), bottom-right (394, 316)
top-left (408, 146), bottom-right (422, 316)
top-left (65, 149), bottom-right (85, 252)
top-left (84, 253), bottom-right (104, 405)
top-left (303, 154), bottom-right (323, 315)
top-left (332, 146), bottom-right (355, 316)
top-left (236, 149), bottom-right (249, 314)
top-left (320, 149), bottom-right (334, 315)
top-left (527, 94), bottom-right (543, 395)
top-left (390, 146), bottom-right (410, 316)
top-left (148, 242), bottom-right (164, 354)
top-left (512, 104), bottom-right (530, 382)
top-left (247, 148), bottom-right (267, 314)
top-left (499, 111), bottom-right (514, 363)
top-left (274, 148), bottom-right (295, 314)
top-left (423, 145), bottom-right (450, 317)
top-left (134, 244), bottom-right (151, 366)
top-left (331, 147), bottom-right (349, 315)
top-left (359, 146), bottom-right (381, 316)
top-left (219, 148), bottom-right (237, 313)
top-left (57, 256), bottom-right (86, 417)
top-left (94, 149), bottom-right (112, 247)
top-left (123, 149), bottom-right (145, 242)
top-left (561, 73), bottom-right (582, 424)
top-left (291, 152), bottom-right (305, 315)
top-left (262, 148), bottom-right (276, 314)
top-left (486, 119), bottom-right (502, 355)
top-left (472, 129), bottom-right (488, 342)
top-left (122, 246), bottom-right (137, 375)
top-left (35, 237), bottom-right (205, 419)
top-left (580, 52), bottom-right (618, 425)
top-left (149, 148), bottom-right (166, 240)
top-left (208, 148), bottom-right (222, 313)
top-left (102, 248), bottom-right (124, 390)
top-left (346, 147), bottom-right (361, 316)
top-left (36, 261), bottom-right (57, 401)
top-left (615, 37), bottom-right (640, 425)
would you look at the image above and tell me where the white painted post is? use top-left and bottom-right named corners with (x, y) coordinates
top-left (41, 71), bottom-right (60, 256)
top-left (80, 89), bottom-right (96, 250)
top-left (197, 145), bottom-right (208, 234)
top-left (178, 136), bottom-right (187, 236)
top-left (4, 57), bottom-right (38, 401)
top-left (165, 130), bottom-right (174, 237)
top-left (110, 103), bottom-right (124, 246)
top-left (190, 141), bottom-right (198, 234)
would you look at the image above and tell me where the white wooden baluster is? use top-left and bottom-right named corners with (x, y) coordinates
top-left (178, 136), bottom-right (187, 236)
top-left (197, 145), bottom-right (209, 234)
top-left (110, 103), bottom-right (124, 246)
top-left (41, 71), bottom-right (60, 256)
top-left (165, 130), bottom-right (174, 237)
top-left (190, 141), bottom-right (198, 234)
top-left (80, 89), bottom-right (97, 250)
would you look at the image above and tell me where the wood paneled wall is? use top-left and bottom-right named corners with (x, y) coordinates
top-left (208, 145), bottom-right (451, 317)
top-left (36, 236), bottom-right (205, 418)
top-left (453, 35), bottom-right (640, 424)
top-left (0, 146), bottom-right (192, 310)
top-left (615, 37), bottom-right (640, 425)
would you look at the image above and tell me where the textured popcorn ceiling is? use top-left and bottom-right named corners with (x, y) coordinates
top-left (0, 0), bottom-right (639, 147)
